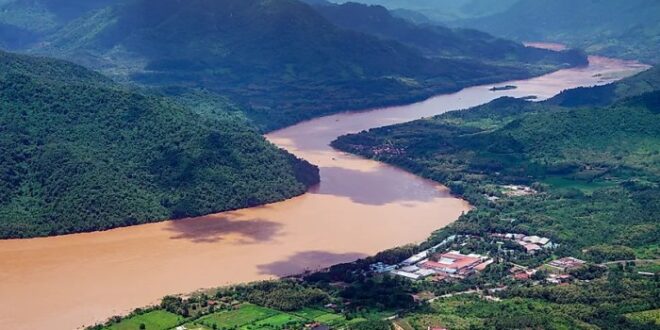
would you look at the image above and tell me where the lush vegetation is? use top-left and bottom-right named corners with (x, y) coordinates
top-left (0, 51), bottom-right (319, 238)
top-left (92, 65), bottom-right (660, 328)
top-left (26, 0), bottom-right (585, 131)
top-left (105, 310), bottom-right (184, 330)
top-left (455, 0), bottom-right (660, 64)
top-left (403, 269), bottom-right (659, 330)
top-left (92, 261), bottom-right (659, 330)
top-left (90, 282), bottom-right (386, 330)
top-left (333, 67), bottom-right (659, 258)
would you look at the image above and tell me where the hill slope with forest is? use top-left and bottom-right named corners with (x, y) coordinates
top-left (0, 0), bottom-right (114, 49)
top-left (35, 0), bottom-right (586, 131)
top-left (334, 66), bottom-right (660, 257)
top-left (308, 1), bottom-right (585, 67)
top-left (324, 0), bottom-right (518, 22)
top-left (455, 0), bottom-right (660, 64)
top-left (0, 51), bottom-right (319, 238)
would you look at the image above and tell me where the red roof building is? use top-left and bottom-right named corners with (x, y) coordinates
top-left (513, 272), bottom-right (530, 280)
top-left (421, 252), bottom-right (482, 275)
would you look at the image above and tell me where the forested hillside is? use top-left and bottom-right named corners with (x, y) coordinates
top-left (33, 0), bottom-right (586, 131)
top-left (324, 0), bottom-right (518, 22)
top-left (334, 67), bottom-right (660, 258)
top-left (308, 1), bottom-right (585, 67)
top-left (0, 0), bottom-right (114, 48)
top-left (456, 0), bottom-right (660, 64)
top-left (547, 66), bottom-right (660, 107)
top-left (0, 51), bottom-right (319, 238)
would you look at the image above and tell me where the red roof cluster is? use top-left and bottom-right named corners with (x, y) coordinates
top-left (422, 253), bottom-right (481, 273)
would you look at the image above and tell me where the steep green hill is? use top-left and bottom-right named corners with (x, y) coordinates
top-left (456, 0), bottom-right (660, 63)
top-left (333, 67), bottom-right (659, 255)
top-left (37, 0), bottom-right (585, 131)
top-left (0, 51), bottom-right (319, 238)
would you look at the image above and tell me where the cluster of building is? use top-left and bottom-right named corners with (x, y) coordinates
top-left (485, 185), bottom-right (538, 202)
top-left (374, 249), bottom-right (493, 281)
top-left (502, 185), bottom-right (537, 197)
top-left (491, 232), bottom-right (557, 254)
top-left (370, 235), bottom-right (498, 281)
top-left (510, 257), bottom-right (587, 284)
top-left (546, 257), bottom-right (586, 273)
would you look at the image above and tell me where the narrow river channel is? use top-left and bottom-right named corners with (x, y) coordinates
top-left (0, 52), bottom-right (647, 330)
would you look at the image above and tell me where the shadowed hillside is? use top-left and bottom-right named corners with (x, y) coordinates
top-left (36, 0), bottom-right (586, 131)
top-left (0, 50), bottom-right (319, 238)
top-left (0, 0), bottom-right (115, 48)
top-left (456, 0), bottom-right (660, 63)
top-left (308, 1), bottom-right (586, 66)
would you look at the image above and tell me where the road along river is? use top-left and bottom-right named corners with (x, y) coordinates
top-left (0, 54), bottom-right (647, 329)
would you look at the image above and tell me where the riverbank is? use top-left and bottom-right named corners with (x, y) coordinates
top-left (0, 55), bottom-right (646, 330)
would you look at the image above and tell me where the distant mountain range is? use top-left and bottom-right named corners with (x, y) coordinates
top-left (456, 0), bottom-right (660, 64)
top-left (19, 0), bottom-right (583, 130)
top-left (308, 1), bottom-right (585, 65)
top-left (0, 0), bottom-right (114, 34)
top-left (321, 0), bottom-right (518, 22)
top-left (349, 0), bottom-right (659, 64)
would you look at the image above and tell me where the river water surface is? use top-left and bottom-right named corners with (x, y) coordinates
top-left (0, 52), bottom-right (647, 329)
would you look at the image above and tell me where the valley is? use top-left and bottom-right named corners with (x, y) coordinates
top-left (0, 1), bottom-right (657, 329)
top-left (0, 52), bottom-right (645, 330)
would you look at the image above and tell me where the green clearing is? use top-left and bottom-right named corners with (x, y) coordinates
top-left (181, 305), bottom-right (348, 330)
top-left (634, 244), bottom-right (660, 260)
top-left (313, 313), bottom-right (346, 326)
top-left (105, 310), bottom-right (183, 330)
top-left (290, 307), bottom-right (330, 320)
top-left (625, 309), bottom-right (660, 325)
top-left (195, 304), bottom-right (278, 328)
top-left (289, 307), bottom-right (353, 327)
top-left (248, 314), bottom-right (305, 329)
top-left (635, 261), bottom-right (660, 273)
top-left (542, 176), bottom-right (616, 194)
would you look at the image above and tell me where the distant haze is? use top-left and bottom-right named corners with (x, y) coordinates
top-left (326, 0), bottom-right (518, 21)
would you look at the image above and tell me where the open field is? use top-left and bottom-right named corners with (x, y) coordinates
top-left (195, 304), bottom-right (278, 328)
top-left (625, 309), bottom-right (660, 326)
top-left (105, 310), bottom-right (184, 330)
top-left (174, 304), bottom-right (351, 330)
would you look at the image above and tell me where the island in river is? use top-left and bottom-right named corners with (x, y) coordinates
top-left (489, 85), bottom-right (518, 91)
top-left (0, 54), bottom-right (647, 330)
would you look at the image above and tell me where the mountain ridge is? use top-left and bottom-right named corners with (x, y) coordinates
top-left (33, 0), bottom-right (587, 131)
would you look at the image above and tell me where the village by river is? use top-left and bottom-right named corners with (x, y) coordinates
top-left (0, 49), bottom-right (647, 329)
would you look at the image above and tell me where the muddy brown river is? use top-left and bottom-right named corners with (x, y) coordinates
top-left (0, 51), bottom-right (647, 329)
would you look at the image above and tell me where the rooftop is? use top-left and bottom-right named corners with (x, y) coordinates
top-left (423, 252), bottom-right (482, 272)
top-left (548, 257), bottom-right (586, 269)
